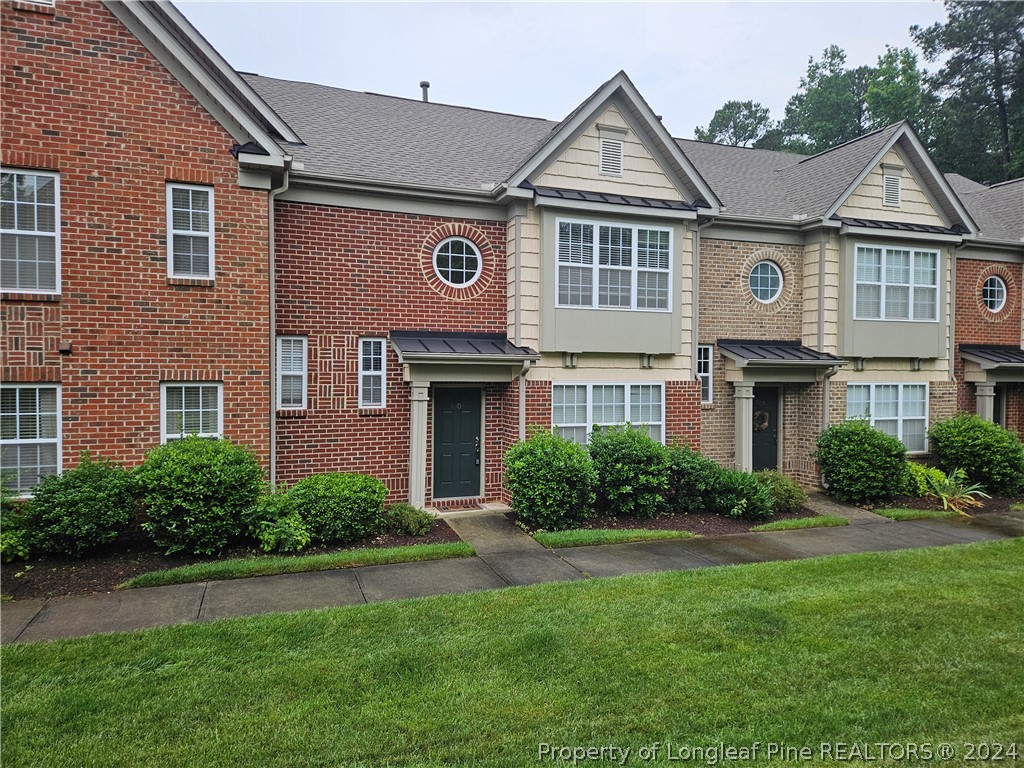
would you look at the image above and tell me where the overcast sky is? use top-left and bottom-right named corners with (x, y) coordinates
top-left (176, 1), bottom-right (948, 140)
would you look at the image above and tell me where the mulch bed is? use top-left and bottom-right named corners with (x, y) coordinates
top-left (868, 494), bottom-right (1022, 516)
top-left (1, 520), bottom-right (461, 601)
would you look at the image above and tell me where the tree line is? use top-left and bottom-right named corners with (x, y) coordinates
top-left (693, 0), bottom-right (1023, 183)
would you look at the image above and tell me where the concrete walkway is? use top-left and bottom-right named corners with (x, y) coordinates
top-left (3, 506), bottom-right (1022, 645)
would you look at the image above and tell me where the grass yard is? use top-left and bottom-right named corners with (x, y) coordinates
top-left (874, 507), bottom-right (960, 521)
top-left (119, 542), bottom-right (475, 589)
top-left (533, 528), bottom-right (694, 548)
top-left (749, 515), bottom-right (848, 532)
top-left (4, 539), bottom-right (1023, 767)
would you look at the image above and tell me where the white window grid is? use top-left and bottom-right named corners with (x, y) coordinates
top-left (0, 384), bottom-right (61, 494)
top-left (599, 138), bottom-right (624, 176)
top-left (0, 169), bottom-right (60, 294)
top-left (982, 275), bottom-right (1007, 313)
top-left (433, 237), bottom-right (482, 288)
top-left (358, 338), bottom-right (386, 408)
top-left (697, 345), bottom-right (713, 404)
top-left (277, 336), bottom-right (308, 409)
top-left (846, 382), bottom-right (929, 453)
top-left (883, 174), bottom-right (902, 207)
top-left (749, 260), bottom-right (783, 303)
top-left (555, 218), bottom-right (672, 312)
top-left (166, 183), bottom-right (214, 279)
top-left (552, 382), bottom-right (665, 444)
top-left (160, 383), bottom-right (223, 442)
top-left (854, 245), bottom-right (938, 322)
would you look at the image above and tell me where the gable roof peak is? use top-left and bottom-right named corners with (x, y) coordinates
top-left (795, 122), bottom-right (905, 166)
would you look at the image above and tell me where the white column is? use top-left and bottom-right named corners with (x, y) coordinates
top-left (734, 382), bottom-right (754, 472)
top-left (409, 383), bottom-right (430, 508)
top-left (976, 382), bottom-right (996, 423)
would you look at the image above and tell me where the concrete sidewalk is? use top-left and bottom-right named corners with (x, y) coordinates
top-left (3, 507), bottom-right (1022, 645)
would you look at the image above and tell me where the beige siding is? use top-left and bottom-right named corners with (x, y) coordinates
top-left (534, 104), bottom-right (683, 200)
top-left (838, 148), bottom-right (945, 225)
top-left (801, 233), bottom-right (840, 354)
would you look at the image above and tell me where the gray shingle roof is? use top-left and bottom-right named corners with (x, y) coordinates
top-left (954, 179), bottom-right (1024, 243)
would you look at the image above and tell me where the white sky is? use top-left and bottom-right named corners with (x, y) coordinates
top-left (176, 1), bottom-right (948, 140)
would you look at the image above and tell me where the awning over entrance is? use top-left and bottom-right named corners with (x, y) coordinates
top-left (960, 345), bottom-right (1024, 422)
top-left (391, 331), bottom-right (539, 384)
top-left (718, 339), bottom-right (846, 383)
top-left (961, 344), bottom-right (1024, 372)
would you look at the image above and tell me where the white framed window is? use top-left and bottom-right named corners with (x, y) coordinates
top-left (358, 337), bottom-right (386, 408)
top-left (161, 383), bottom-right (222, 442)
top-left (697, 345), bottom-right (713, 403)
top-left (854, 245), bottom-right (938, 322)
top-left (982, 275), bottom-right (1007, 313)
top-left (433, 237), bottom-right (482, 288)
top-left (749, 260), bottom-right (783, 303)
top-left (556, 218), bottom-right (671, 311)
top-left (1, 169), bottom-right (60, 294)
top-left (552, 383), bottom-right (664, 444)
top-left (883, 174), bottom-right (902, 207)
top-left (0, 385), bottom-right (60, 493)
top-left (846, 382), bottom-right (928, 453)
top-left (167, 183), bottom-right (214, 279)
top-left (277, 336), bottom-right (307, 409)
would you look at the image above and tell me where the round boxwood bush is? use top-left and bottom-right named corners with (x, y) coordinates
top-left (928, 413), bottom-right (1024, 495)
top-left (23, 452), bottom-right (136, 557)
top-left (136, 437), bottom-right (265, 555)
top-left (288, 472), bottom-right (387, 543)
top-left (504, 429), bottom-right (596, 531)
top-left (708, 468), bottom-right (774, 520)
top-left (754, 469), bottom-right (807, 515)
top-left (814, 420), bottom-right (906, 505)
top-left (665, 444), bottom-right (726, 515)
top-left (588, 426), bottom-right (670, 518)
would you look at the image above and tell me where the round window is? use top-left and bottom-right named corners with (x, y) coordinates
top-left (749, 260), bottom-right (783, 303)
top-left (983, 275), bottom-right (1007, 312)
top-left (433, 237), bottom-right (482, 288)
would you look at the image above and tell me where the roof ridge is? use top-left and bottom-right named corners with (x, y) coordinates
top-left (794, 122), bottom-right (903, 166)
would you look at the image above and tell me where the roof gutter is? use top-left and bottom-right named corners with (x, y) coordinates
top-left (268, 157), bottom-right (292, 487)
top-left (288, 170), bottom-right (499, 203)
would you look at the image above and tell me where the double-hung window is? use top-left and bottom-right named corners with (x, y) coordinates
top-left (556, 218), bottom-right (671, 311)
top-left (697, 345), bottom-right (713, 403)
top-left (277, 337), bottom-right (307, 409)
top-left (1, 170), bottom-right (60, 294)
top-left (854, 245), bottom-right (938, 321)
top-left (1, 385), bottom-right (60, 493)
top-left (846, 383), bottom-right (928, 452)
top-left (552, 383), bottom-right (664, 444)
top-left (161, 383), bottom-right (222, 441)
top-left (167, 184), bottom-right (214, 279)
top-left (358, 338), bottom-right (386, 408)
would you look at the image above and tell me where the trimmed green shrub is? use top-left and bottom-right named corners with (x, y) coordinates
top-left (904, 462), bottom-right (946, 498)
top-left (755, 470), bottom-right (807, 515)
top-left (665, 444), bottom-right (724, 515)
top-left (381, 502), bottom-right (434, 537)
top-left (588, 427), bottom-right (670, 518)
top-left (504, 430), bottom-right (596, 531)
top-left (23, 453), bottom-right (135, 557)
top-left (928, 413), bottom-right (1024, 495)
top-left (708, 468), bottom-right (774, 520)
top-left (289, 472), bottom-right (387, 543)
top-left (0, 481), bottom-right (30, 562)
top-left (247, 490), bottom-right (310, 553)
top-left (814, 420), bottom-right (906, 505)
top-left (136, 437), bottom-right (265, 555)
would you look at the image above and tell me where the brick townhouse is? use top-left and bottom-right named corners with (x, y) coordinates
top-left (2, 0), bottom-right (1021, 505)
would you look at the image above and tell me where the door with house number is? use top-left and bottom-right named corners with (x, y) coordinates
top-left (433, 387), bottom-right (481, 498)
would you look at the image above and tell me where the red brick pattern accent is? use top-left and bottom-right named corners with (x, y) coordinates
top-left (418, 222), bottom-right (496, 301)
top-left (1, 0), bottom-right (270, 467)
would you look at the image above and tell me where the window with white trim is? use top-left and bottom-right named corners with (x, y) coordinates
top-left (749, 260), bottom-right (783, 303)
top-left (167, 184), bottom-right (214, 279)
top-left (556, 218), bottom-right (671, 311)
top-left (982, 275), bottom-right (1007, 313)
top-left (1, 385), bottom-right (60, 493)
top-left (161, 383), bottom-right (222, 441)
top-left (697, 345), bottom-right (713, 403)
top-left (358, 338), bottom-right (386, 408)
top-left (882, 174), bottom-right (901, 207)
top-left (433, 237), bottom-right (482, 288)
top-left (846, 382), bottom-right (928, 452)
top-left (552, 383), bottom-right (664, 444)
top-left (1, 170), bottom-right (60, 294)
top-left (854, 245), bottom-right (938, 321)
top-left (277, 336), bottom-right (307, 409)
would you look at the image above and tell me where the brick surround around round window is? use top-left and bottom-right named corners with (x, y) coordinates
top-left (419, 223), bottom-right (495, 301)
top-left (976, 264), bottom-right (1017, 322)
top-left (741, 248), bottom-right (796, 314)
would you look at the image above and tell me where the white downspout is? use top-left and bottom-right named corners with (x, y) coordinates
top-left (268, 158), bottom-right (292, 487)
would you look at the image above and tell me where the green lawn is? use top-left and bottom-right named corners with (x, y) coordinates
top-left (874, 507), bottom-right (960, 521)
top-left (119, 542), bottom-right (475, 589)
top-left (749, 514), bottom-right (848, 532)
top-left (1011, 503), bottom-right (1024, 512)
top-left (4, 540), bottom-right (1023, 767)
top-left (533, 528), bottom-right (694, 548)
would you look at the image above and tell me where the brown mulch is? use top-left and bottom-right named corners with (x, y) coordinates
top-left (870, 494), bottom-right (1022, 516)
top-left (0, 520), bottom-right (461, 601)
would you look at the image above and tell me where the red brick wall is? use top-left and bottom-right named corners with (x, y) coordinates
top-left (273, 202), bottom-right (509, 500)
top-left (1, 0), bottom-right (270, 467)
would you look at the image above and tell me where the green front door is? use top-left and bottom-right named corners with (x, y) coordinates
top-left (433, 387), bottom-right (481, 499)
top-left (751, 386), bottom-right (779, 472)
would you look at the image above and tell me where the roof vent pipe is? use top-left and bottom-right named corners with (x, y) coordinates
top-left (420, 81), bottom-right (430, 102)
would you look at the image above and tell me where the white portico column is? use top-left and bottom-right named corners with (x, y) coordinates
top-left (976, 382), bottom-right (996, 423)
top-left (409, 383), bottom-right (430, 508)
top-left (734, 382), bottom-right (754, 472)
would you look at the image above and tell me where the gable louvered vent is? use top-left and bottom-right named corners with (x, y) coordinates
top-left (883, 173), bottom-right (901, 207)
top-left (599, 138), bottom-right (624, 176)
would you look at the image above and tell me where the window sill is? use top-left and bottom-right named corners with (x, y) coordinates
top-left (1, 291), bottom-right (60, 302)
top-left (8, 1), bottom-right (56, 15)
top-left (276, 408), bottom-right (307, 419)
top-left (700, 402), bottom-right (714, 410)
top-left (358, 407), bottom-right (387, 417)
top-left (168, 277), bottom-right (215, 288)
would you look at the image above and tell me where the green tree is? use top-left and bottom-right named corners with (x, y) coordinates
top-left (694, 100), bottom-right (773, 146)
top-left (912, 1), bottom-right (1024, 180)
top-left (865, 46), bottom-right (936, 137)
